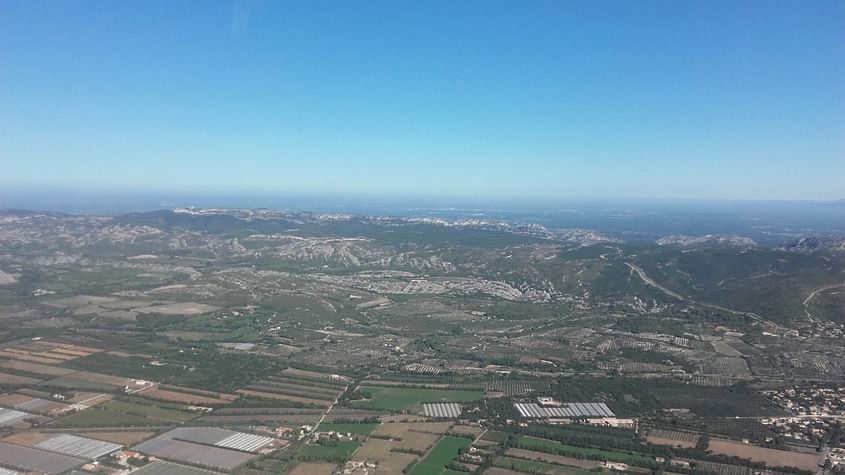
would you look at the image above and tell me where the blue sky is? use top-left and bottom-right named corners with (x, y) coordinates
top-left (1, 1), bottom-right (843, 200)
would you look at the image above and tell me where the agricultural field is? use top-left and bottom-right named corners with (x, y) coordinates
top-left (49, 407), bottom-right (161, 428)
top-left (347, 421), bottom-right (458, 474)
top-left (0, 371), bottom-right (41, 384)
top-left (690, 417), bottom-right (779, 442)
top-left (288, 462), bottom-right (337, 475)
top-left (69, 430), bottom-right (156, 445)
top-left (0, 441), bottom-right (85, 475)
top-left (688, 460), bottom-right (754, 475)
top-left (100, 399), bottom-right (196, 422)
top-left (407, 435), bottom-right (472, 475)
top-left (34, 433), bottom-right (122, 459)
top-left (354, 437), bottom-right (418, 473)
top-left (133, 437), bottom-right (256, 471)
top-left (49, 399), bottom-right (195, 428)
top-left (351, 386), bottom-right (483, 411)
top-left (132, 427), bottom-right (275, 471)
top-left (2, 207), bottom-right (845, 473)
top-left (232, 367), bottom-right (349, 408)
top-left (0, 340), bottom-right (102, 365)
top-left (0, 359), bottom-right (77, 376)
top-left (130, 460), bottom-right (229, 475)
top-left (0, 407), bottom-right (47, 427)
top-left (515, 436), bottom-right (659, 469)
top-left (2, 430), bottom-right (54, 447)
top-left (66, 392), bottom-right (113, 406)
top-left (317, 422), bottom-right (378, 435)
top-left (236, 388), bottom-right (333, 406)
top-left (199, 406), bottom-right (380, 427)
top-left (164, 427), bottom-right (275, 452)
top-left (493, 455), bottom-right (594, 475)
top-left (485, 468), bottom-right (531, 475)
top-left (378, 453), bottom-right (419, 474)
top-left (707, 438), bottom-right (821, 471)
top-left (298, 439), bottom-right (361, 462)
top-left (0, 392), bottom-right (71, 415)
top-left (645, 428), bottom-right (700, 448)
top-left (503, 448), bottom-right (602, 470)
top-left (137, 385), bottom-right (238, 405)
top-left (449, 423), bottom-right (485, 438)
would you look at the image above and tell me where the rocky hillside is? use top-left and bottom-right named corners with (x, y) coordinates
top-left (783, 236), bottom-right (845, 252)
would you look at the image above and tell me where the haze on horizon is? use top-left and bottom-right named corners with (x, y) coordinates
top-left (1, 1), bottom-right (843, 201)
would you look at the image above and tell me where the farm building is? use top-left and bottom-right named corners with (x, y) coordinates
top-left (423, 402), bottom-right (463, 418)
top-left (514, 402), bottom-right (615, 418)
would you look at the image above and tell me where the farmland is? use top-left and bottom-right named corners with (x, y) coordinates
top-left (351, 386), bottom-right (483, 411)
top-left (49, 407), bottom-right (161, 428)
top-left (234, 368), bottom-right (348, 407)
top-left (493, 455), bottom-right (595, 475)
top-left (199, 406), bottom-right (325, 426)
top-left (317, 422), bottom-right (379, 435)
top-left (132, 427), bottom-right (275, 471)
top-left (0, 371), bottom-right (41, 384)
top-left (288, 463), bottom-right (337, 475)
top-left (707, 438), bottom-right (821, 471)
top-left (68, 430), bottom-right (156, 445)
top-left (408, 435), bottom-right (472, 475)
top-left (646, 428), bottom-right (700, 448)
top-left (2, 207), bottom-right (845, 473)
top-left (100, 399), bottom-right (196, 422)
top-left (503, 448), bottom-right (602, 470)
top-left (134, 436), bottom-right (255, 471)
top-left (0, 392), bottom-right (70, 415)
top-left (298, 440), bottom-right (362, 462)
top-left (0, 441), bottom-right (85, 475)
top-left (316, 421), bottom-right (463, 474)
top-left (49, 399), bottom-right (195, 428)
top-left (137, 385), bottom-right (237, 405)
top-left (515, 436), bottom-right (660, 469)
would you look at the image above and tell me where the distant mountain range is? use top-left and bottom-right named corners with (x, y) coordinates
top-left (4, 207), bottom-right (845, 252)
top-left (656, 234), bottom-right (757, 247)
top-left (783, 236), bottom-right (845, 252)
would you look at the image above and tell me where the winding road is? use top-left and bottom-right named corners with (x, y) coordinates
top-left (625, 262), bottom-right (786, 331)
top-left (803, 282), bottom-right (845, 323)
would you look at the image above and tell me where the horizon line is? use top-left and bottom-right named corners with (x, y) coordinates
top-left (1, 183), bottom-right (844, 205)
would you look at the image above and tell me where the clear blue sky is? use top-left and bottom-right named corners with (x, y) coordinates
top-left (1, 1), bottom-right (843, 200)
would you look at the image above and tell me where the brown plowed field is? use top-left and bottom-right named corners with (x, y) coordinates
top-left (0, 372), bottom-right (40, 385)
top-left (0, 360), bottom-right (75, 376)
top-left (708, 438), bottom-right (820, 471)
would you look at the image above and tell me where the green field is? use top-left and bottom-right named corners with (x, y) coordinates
top-left (408, 435), bottom-right (472, 475)
top-left (350, 386), bottom-right (482, 411)
top-left (494, 456), bottom-right (595, 475)
top-left (517, 436), bottom-right (658, 468)
top-left (317, 422), bottom-right (378, 435)
top-left (63, 352), bottom-right (185, 381)
top-left (298, 440), bottom-right (361, 462)
top-left (102, 399), bottom-right (196, 422)
top-left (50, 399), bottom-right (196, 428)
top-left (50, 407), bottom-right (158, 428)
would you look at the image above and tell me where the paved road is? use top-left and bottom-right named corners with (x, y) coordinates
top-left (313, 384), bottom-right (349, 431)
top-left (626, 261), bottom-right (787, 331)
top-left (625, 262), bottom-right (686, 301)
top-left (804, 282), bottom-right (845, 323)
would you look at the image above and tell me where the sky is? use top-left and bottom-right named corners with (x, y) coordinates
top-left (1, 0), bottom-right (843, 200)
